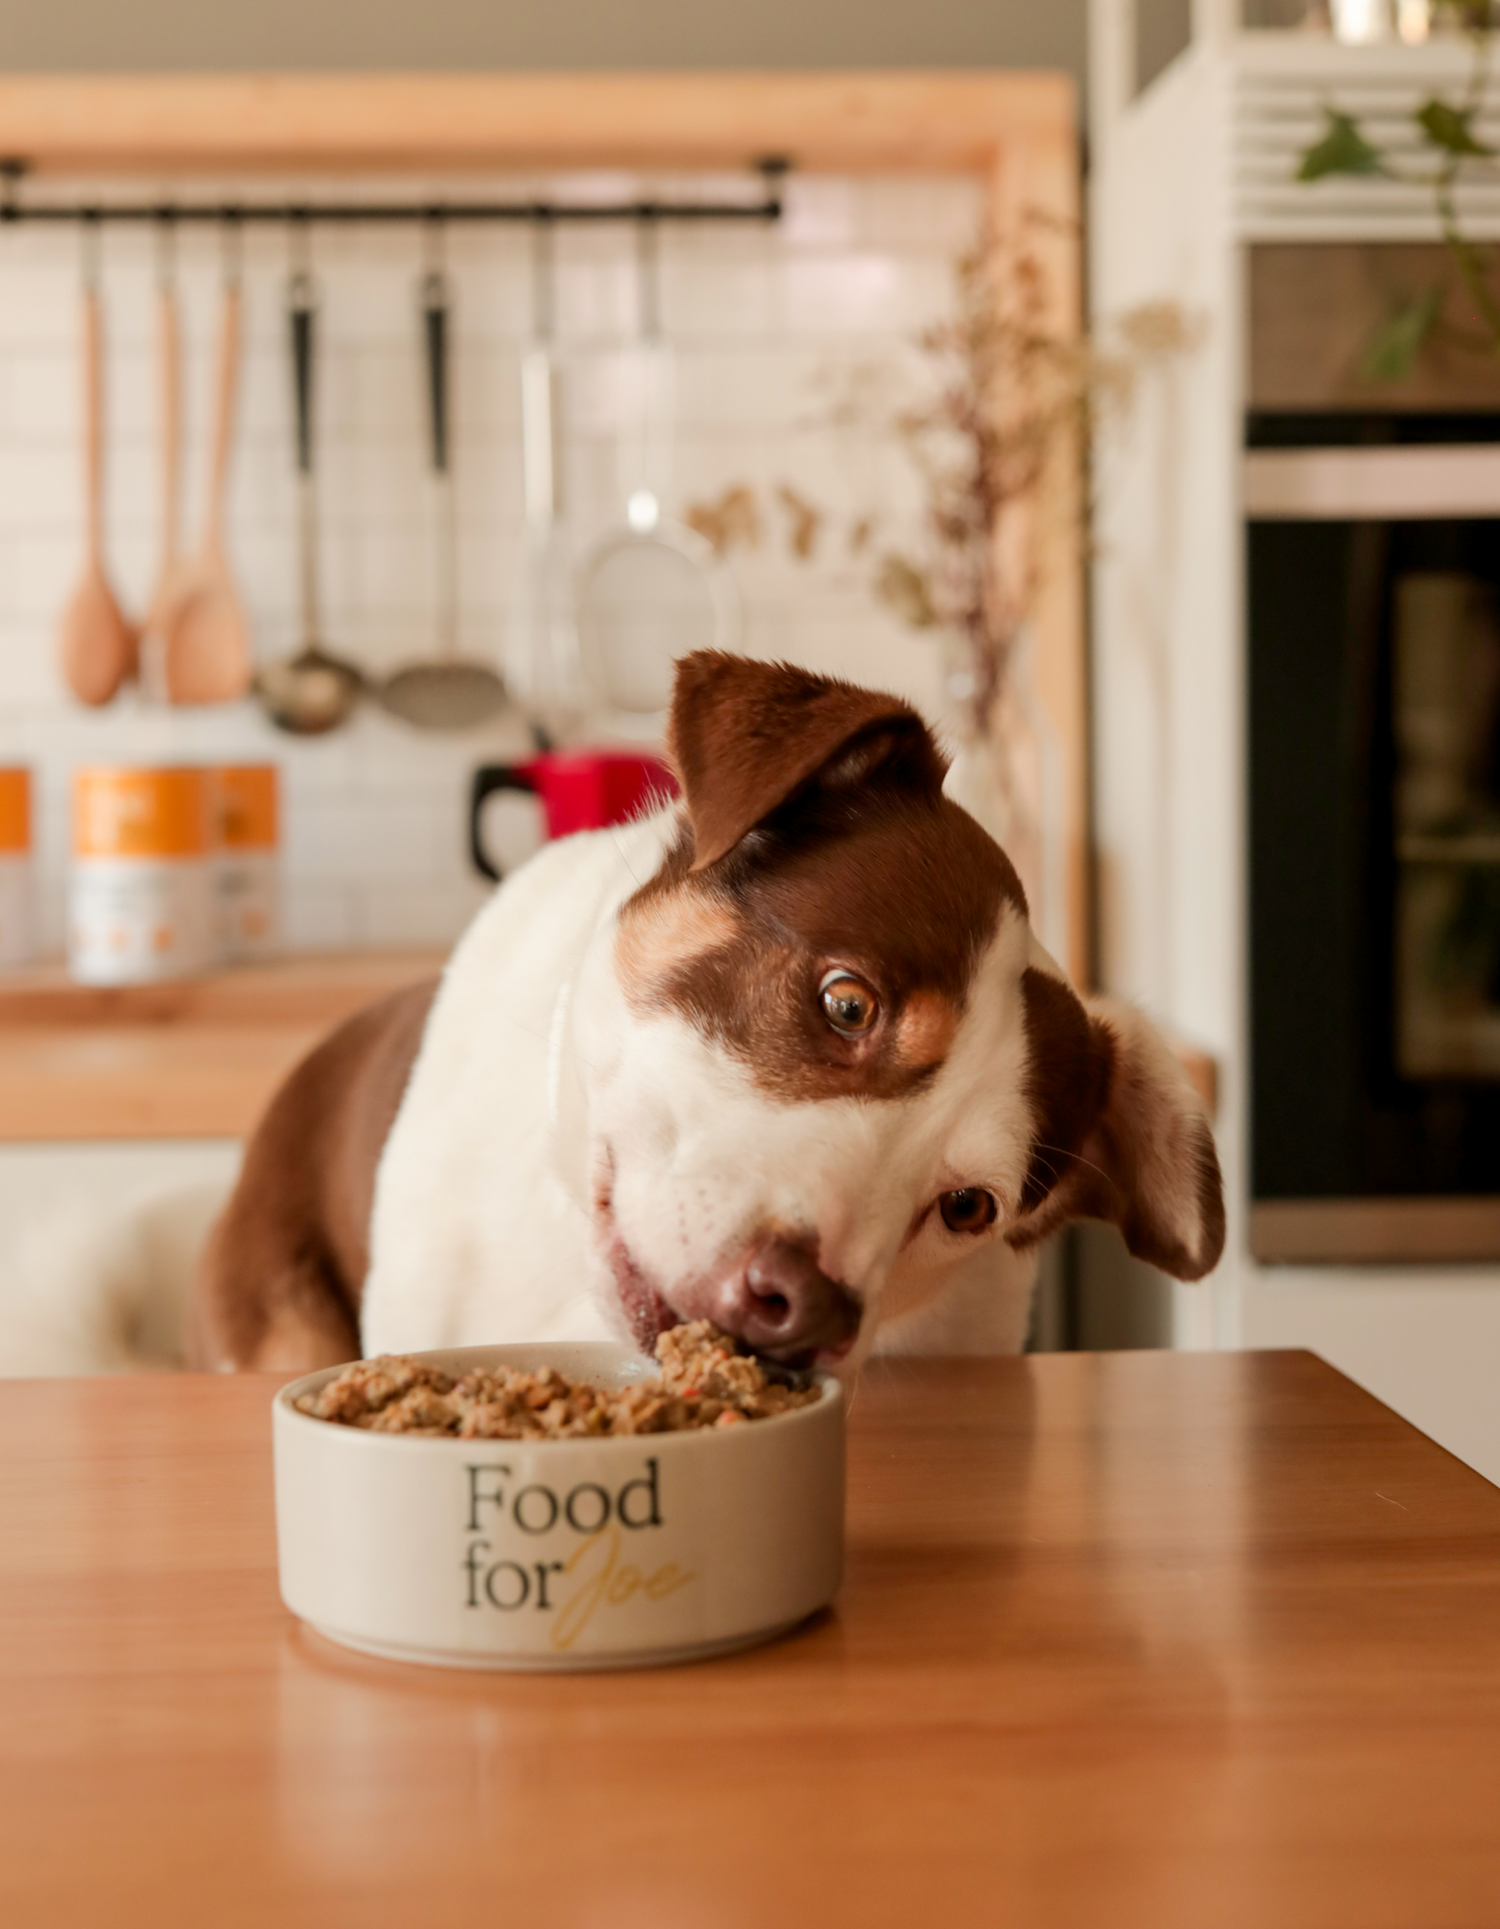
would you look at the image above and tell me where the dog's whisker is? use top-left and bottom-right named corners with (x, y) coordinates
top-left (1030, 1143), bottom-right (1120, 1196)
top-left (608, 831), bottom-right (646, 889)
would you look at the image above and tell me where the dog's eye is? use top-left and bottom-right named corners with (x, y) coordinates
top-left (939, 1188), bottom-right (998, 1234)
top-left (819, 971), bottom-right (878, 1037)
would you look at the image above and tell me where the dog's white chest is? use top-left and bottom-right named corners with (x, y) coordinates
top-left (360, 819), bottom-right (671, 1355)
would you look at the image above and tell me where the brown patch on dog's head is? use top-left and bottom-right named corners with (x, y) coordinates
top-left (896, 991), bottom-right (960, 1078)
top-left (668, 651), bottom-right (950, 872)
top-left (619, 653), bottom-right (1025, 1103)
top-left (1009, 971), bottom-right (1226, 1282)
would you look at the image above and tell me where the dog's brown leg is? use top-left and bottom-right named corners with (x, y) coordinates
top-left (188, 1214), bottom-right (359, 1373)
top-left (188, 979), bottom-right (439, 1373)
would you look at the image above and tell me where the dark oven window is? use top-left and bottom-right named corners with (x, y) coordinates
top-left (1250, 509), bottom-right (1500, 1201)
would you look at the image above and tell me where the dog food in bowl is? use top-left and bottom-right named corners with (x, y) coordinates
top-left (273, 1327), bottom-right (844, 1672)
top-left (295, 1321), bottom-right (819, 1437)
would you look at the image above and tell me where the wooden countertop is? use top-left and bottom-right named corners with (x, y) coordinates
top-left (0, 948), bottom-right (1219, 1144)
top-left (2, 1349), bottom-right (1497, 1926)
top-left (0, 951), bottom-right (446, 1141)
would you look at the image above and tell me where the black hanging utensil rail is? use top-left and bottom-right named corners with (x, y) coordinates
top-left (0, 159), bottom-right (789, 230)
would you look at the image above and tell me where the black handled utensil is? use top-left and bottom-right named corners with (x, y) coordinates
top-left (255, 265), bottom-right (365, 735)
top-left (379, 257), bottom-right (509, 731)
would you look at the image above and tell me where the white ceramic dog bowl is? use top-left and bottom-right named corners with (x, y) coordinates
top-left (273, 1342), bottom-right (845, 1671)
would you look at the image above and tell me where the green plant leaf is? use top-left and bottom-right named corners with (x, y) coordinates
top-left (1297, 109), bottom-right (1385, 182)
top-left (1415, 98), bottom-right (1494, 158)
top-left (1361, 285), bottom-right (1445, 382)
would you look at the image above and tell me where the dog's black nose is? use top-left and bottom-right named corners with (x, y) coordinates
top-left (693, 1236), bottom-right (860, 1364)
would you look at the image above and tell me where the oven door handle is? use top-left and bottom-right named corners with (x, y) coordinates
top-left (1244, 445), bottom-right (1500, 520)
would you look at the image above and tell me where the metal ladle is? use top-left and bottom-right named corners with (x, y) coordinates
top-left (379, 250), bottom-right (509, 730)
top-left (504, 215), bottom-right (586, 733)
top-left (575, 212), bottom-right (740, 719)
top-left (256, 264), bottom-right (364, 735)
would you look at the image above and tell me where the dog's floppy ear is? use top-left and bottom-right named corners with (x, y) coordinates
top-left (668, 651), bottom-right (947, 871)
top-left (1007, 969), bottom-right (1225, 1282)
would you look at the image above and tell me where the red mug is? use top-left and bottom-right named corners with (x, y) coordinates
top-left (469, 750), bottom-right (679, 881)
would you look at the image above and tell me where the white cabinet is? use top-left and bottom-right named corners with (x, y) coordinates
top-left (1089, 9), bottom-right (1500, 1482)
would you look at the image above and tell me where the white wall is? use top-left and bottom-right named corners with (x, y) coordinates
top-left (0, 171), bottom-right (980, 952)
top-left (2, 0), bottom-right (1086, 75)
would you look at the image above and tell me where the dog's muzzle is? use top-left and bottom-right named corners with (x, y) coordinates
top-left (672, 1235), bottom-right (861, 1367)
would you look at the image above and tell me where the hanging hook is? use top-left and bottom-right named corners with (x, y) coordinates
top-left (635, 209), bottom-right (662, 345)
top-left (530, 208), bottom-right (555, 342)
top-left (220, 207), bottom-right (243, 291)
top-left (421, 205), bottom-right (448, 311)
top-left (153, 207), bottom-right (177, 293)
top-left (81, 208), bottom-right (103, 293)
top-left (287, 209), bottom-right (314, 312)
top-left (422, 205), bottom-right (446, 273)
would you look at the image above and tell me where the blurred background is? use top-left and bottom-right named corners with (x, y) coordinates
top-left (8, 0), bottom-right (1500, 1491)
top-left (3, 0), bottom-right (1086, 73)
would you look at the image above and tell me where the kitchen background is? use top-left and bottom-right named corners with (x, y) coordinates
top-left (21, 2), bottom-right (1499, 1496)
top-left (0, 169), bottom-right (980, 952)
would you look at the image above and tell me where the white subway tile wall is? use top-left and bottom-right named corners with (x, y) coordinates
top-left (0, 173), bottom-right (981, 955)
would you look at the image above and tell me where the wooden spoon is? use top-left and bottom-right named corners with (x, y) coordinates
top-left (137, 277), bottom-right (192, 703)
top-left (57, 283), bottom-right (137, 706)
top-left (166, 278), bottom-right (254, 704)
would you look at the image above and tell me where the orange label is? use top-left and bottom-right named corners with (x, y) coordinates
top-left (74, 767), bottom-right (211, 860)
top-left (215, 765), bottom-right (279, 851)
top-left (0, 769), bottom-right (30, 855)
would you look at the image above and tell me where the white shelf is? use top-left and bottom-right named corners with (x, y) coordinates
top-left (1118, 22), bottom-right (1500, 241)
top-left (1233, 37), bottom-right (1500, 239)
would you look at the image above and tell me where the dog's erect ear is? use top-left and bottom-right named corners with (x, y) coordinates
top-left (668, 651), bottom-right (948, 871)
top-left (1008, 971), bottom-right (1225, 1282)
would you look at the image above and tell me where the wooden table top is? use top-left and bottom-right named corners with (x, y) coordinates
top-left (0, 949), bottom-right (444, 1141)
top-left (3, 1349), bottom-right (1497, 1928)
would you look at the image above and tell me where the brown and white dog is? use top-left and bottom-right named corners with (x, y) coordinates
top-left (189, 653), bottom-right (1224, 1376)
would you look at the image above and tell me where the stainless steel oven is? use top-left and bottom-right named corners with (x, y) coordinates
top-left (1248, 415), bottom-right (1500, 1262)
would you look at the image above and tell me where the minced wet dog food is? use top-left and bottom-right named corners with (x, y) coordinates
top-left (294, 1321), bottom-right (820, 1438)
